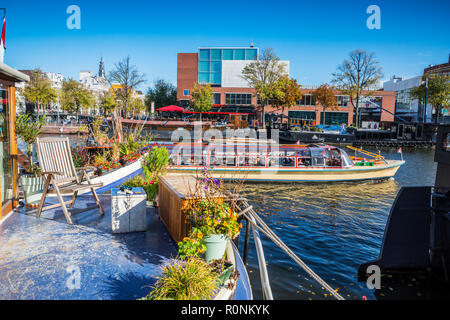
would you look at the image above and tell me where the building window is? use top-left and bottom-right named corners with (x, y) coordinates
top-left (289, 111), bottom-right (316, 120)
top-left (213, 93), bottom-right (221, 104)
top-left (320, 112), bottom-right (348, 125)
top-left (183, 89), bottom-right (190, 96)
top-left (225, 93), bottom-right (252, 105)
top-left (297, 94), bottom-right (316, 106)
top-left (198, 48), bottom-right (259, 86)
top-left (199, 49), bottom-right (210, 61)
top-left (336, 95), bottom-right (350, 107)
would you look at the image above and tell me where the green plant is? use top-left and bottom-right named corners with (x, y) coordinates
top-left (15, 114), bottom-right (47, 174)
top-left (178, 168), bottom-right (242, 260)
top-left (142, 258), bottom-right (218, 300)
top-left (178, 229), bottom-right (206, 260)
top-left (142, 146), bottom-right (169, 179)
top-left (122, 175), bottom-right (158, 201)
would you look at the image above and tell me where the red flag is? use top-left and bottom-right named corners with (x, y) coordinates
top-left (0, 18), bottom-right (5, 63)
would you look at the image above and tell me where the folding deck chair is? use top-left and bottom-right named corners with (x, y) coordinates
top-left (36, 137), bottom-right (104, 225)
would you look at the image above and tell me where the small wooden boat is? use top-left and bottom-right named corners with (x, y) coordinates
top-left (163, 142), bottom-right (405, 182)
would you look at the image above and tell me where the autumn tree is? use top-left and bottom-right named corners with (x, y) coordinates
top-left (312, 84), bottom-right (338, 125)
top-left (410, 74), bottom-right (450, 124)
top-left (331, 50), bottom-right (383, 128)
top-left (242, 48), bottom-right (288, 127)
top-left (109, 56), bottom-right (146, 118)
top-left (59, 79), bottom-right (94, 118)
top-left (271, 76), bottom-right (303, 123)
top-left (20, 69), bottom-right (57, 115)
top-left (98, 91), bottom-right (116, 116)
top-left (190, 83), bottom-right (213, 123)
top-left (130, 96), bottom-right (146, 117)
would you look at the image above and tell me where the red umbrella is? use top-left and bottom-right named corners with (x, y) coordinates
top-left (156, 105), bottom-right (184, 112)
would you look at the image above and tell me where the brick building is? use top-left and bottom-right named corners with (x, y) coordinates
top-left (177, 46), bottom-right (396, 127)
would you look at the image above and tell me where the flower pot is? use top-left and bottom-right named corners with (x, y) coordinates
top-left (20, 175), bottom-right (44, 208)
top-left (203, 234), bottom-right (228, 263)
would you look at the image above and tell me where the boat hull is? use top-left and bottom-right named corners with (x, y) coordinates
top-left (166, 160), bottom-right (405, 182)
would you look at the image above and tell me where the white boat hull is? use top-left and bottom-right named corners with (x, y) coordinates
top-left (166, 160), bottom-right (405, 182)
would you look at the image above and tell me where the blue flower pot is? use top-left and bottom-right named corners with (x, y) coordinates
top-left (203, 234), bottom-right (228, 262)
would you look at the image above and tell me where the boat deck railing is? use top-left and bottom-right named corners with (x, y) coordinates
top-left (231, 196), bottom-right (345, 300)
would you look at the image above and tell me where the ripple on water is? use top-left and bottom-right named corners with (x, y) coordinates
top-left (238, 148), bottom-right (437, 300)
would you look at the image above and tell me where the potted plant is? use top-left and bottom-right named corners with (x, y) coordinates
top-left (183, 199), bottom-right (240, 262)
top-left (141, 258), bottom-right (218, 300)
top-left (15, 114), bottom-right (47, 207)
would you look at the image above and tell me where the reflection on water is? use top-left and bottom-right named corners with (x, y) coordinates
top-left (239, 147), bottom-right (437, 300)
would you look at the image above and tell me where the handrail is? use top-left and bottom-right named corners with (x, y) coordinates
top-left (231, 196), bottom-right (345, 300)
top-left (248, 212), bottom-right (274, 300)
top-left (346, 145), bottom-right (385, 160)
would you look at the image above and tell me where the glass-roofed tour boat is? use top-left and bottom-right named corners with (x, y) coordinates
top-left (157, 138), bottom-right (405, 183)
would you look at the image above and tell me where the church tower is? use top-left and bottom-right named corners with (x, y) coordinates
top-left (98, 57), bottom-right (106, 78)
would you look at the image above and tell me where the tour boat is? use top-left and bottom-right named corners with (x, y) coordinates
top-left (162, 141), bottom-right (405, 182)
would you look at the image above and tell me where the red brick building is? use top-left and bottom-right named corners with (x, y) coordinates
top-left (177, 47), bottom-right (396, 127)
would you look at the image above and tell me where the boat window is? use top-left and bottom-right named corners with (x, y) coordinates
top-left (296, 148), bottom-right (311, 167)
top-left (325, 148), bottom-right (342, 167)
top-left (309, 148), bottom-right (325, 167)
top-left (338, 148), bottom-right (353, 168)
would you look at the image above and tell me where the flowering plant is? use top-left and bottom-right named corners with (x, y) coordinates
top-left (178, 167), bottom-right (242, 259)
top-left (186, 199), bottom-right (240, 239)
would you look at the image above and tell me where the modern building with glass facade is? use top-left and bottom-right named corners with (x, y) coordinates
top-left (177, 46), bottom-right (290, 108)
top-left (0, 62), bottom-right (29, 220)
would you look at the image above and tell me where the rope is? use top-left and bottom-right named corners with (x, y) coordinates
top-left (233, 197), bottom-right (345, 300)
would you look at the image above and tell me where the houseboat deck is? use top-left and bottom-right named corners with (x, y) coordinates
top-left (0, 193), bottom-right (251, 300)
top-left (0, 194), bottom-right (177, 300)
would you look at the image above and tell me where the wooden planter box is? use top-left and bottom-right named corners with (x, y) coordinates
top-left (158, 175), bottom-right (222, 244)
top-left (158, 175), bottom-right (196, 243)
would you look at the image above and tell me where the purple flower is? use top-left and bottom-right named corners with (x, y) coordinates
top-left (213, 178), bottom-right (221, 187)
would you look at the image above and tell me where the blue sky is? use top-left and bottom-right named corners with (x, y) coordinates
top-left (3, 0), bottom-right (450, 90)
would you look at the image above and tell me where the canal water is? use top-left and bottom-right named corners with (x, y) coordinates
top-left (239, 146), bottom-right (437, 300)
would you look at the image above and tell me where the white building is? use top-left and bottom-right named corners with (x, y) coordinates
top-left (383, 75), bottom-right (433, 123)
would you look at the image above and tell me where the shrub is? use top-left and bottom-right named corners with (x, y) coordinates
top-left (142, 258), bottom-right (218, 300)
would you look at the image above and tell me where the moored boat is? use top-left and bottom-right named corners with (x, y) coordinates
top-left (162, 142), bottom-right (405, 182)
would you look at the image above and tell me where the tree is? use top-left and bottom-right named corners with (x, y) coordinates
top-left (410, 74), bottom-right (450, 124)
top-left (20, 69), bottom-right (57, 115)
top-left (271, 76), bottom-right (303, 123)
top-left (312, 84), bottom-right (338, 125)
top-left (331, 50), bottom-right (383, 128)
top-left (241, 48), bottom-right (288, 127)
top-left (190, 83), bottom-right (213, 123)
top-left (130, 96), bottom-right (146, 117)
top-left (59, 79), bottom-right (94, 117)
top-left (109, 56), bottom-right (146, 118)
top-left (145, 79), bottom-right (177, 112)
top-left (98, 91), bottom-right (116, 116)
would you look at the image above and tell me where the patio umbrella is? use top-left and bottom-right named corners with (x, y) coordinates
top-left (156, 105), bottom-right (184, 112)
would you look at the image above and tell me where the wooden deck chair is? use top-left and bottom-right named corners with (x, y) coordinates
top-left (36, 137), bottom-right (104, 225)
